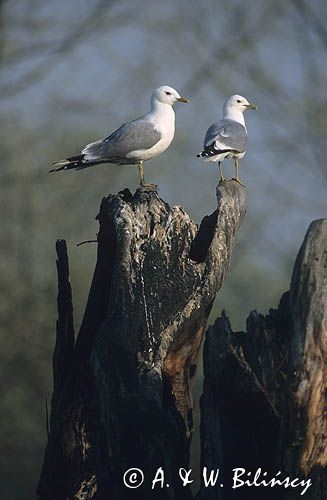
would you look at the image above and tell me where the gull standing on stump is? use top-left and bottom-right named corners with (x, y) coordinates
top-left (197, 95), bottom-right (257, 186)
top-left (50, 86), bottom-right (189, 187)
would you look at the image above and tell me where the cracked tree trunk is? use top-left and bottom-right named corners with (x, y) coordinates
top-left (197, 219), bottom-right (327, 500)
top-left (37, 181), bottom-right (246, 500)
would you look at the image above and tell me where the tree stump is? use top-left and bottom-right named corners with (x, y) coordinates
top-left (37, 181), bottom-right (246, 500)
top-left (197, 219), bottom-right (327, 500)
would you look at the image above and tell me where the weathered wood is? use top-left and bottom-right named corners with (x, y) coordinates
top-left (37, 180), bottom-right (246, 500)
top-left (284, 219), bottom-right (327, 495)
top-left (197, 219), bottom-right (327, 500)
top-left (52, 240), bottom-right (75, 407)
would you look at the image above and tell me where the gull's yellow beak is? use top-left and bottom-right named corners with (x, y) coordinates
top-left (246, 103), bottom-right (258, 110)
top-left (177, 96), bottom-right (190, 103)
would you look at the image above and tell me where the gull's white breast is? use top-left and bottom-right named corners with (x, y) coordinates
top-left (127, 106), bottom-right (175, 162)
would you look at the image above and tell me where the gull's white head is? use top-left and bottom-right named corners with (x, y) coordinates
top-left (223, 94), bottom-right (257, 116)
top-left (151, 86), bottom-right (190, 107)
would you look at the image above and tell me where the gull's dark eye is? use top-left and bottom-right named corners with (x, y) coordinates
top-left (165, 91), bottom-right (172, 95)
top-left (237, 99), bottom-right (241, 103)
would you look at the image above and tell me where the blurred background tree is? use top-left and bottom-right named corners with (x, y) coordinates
top-left (0, 0), bottom-right (326, 498)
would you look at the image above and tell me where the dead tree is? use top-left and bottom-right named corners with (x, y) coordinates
top-left (37, 181), bottom-right (246, 500)
top-left (37, 181), bottom-right (326, 500)
top-left (197, 219), bottom-right (327, 500)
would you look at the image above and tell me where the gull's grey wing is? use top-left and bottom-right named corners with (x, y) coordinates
top-left (82, 119), bottom-right (161, 161)
top-left (204, 119), bottom-right (247, 153)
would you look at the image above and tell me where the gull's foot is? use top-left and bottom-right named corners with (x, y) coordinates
top-left (218, 177), bottom-right (233, 184)
top-left (232, 177), bottom-right (246, 187)
top-left (138, 182), bottom-right (158, 191)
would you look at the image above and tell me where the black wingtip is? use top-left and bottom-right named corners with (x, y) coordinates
top-left (49, 164), bottom-right (69, 173)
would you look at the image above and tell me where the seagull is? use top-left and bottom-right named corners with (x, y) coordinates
top-left (197, 94), bottom-right (257, 186)
top-left (50, 86), bottom-right (189, 186)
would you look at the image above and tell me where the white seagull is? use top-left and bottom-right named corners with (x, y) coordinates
top-left (197, 94), bottom-right (257, 186)
top-left (50, 86), bottom-right (189, 186)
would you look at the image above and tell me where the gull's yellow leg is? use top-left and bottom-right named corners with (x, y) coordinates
top-left (235, 159), bottom-right (245, 187)
top-left (218, 161), bottom-right (225, 183)
top-left (138, 160), bottom-right (145, 186)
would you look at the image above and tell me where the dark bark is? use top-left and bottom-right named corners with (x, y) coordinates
top-left (197, 219), bottom-right (327, 500)
top-left (52, 240), bottom-right (75, 406)
top-left (37, 180), bottom-right (246, 500)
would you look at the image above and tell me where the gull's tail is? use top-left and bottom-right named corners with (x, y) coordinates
top-left (49, 155), bottom-right (101, 172)
top-left (196, 148), bottom-right (237, 159)
top-left (49, 155), bottom-right (84, 172)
